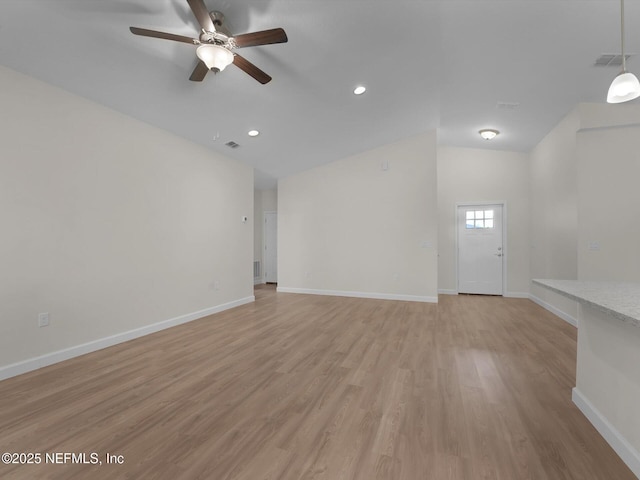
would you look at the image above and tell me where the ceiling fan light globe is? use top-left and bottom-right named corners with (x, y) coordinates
top-left (196, 44), bottom-right (234, 71)
top-left (607, 71), bottom-right (640, 103)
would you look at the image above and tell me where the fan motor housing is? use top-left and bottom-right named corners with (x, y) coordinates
top-left (209, 11), bottom-right (232, 37)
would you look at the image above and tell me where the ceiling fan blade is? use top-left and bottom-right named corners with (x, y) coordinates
top-left (187, 0), bottom-right (215, 32)
top-left (233, 54), bottom-right (272, 84)
top-left (130, 27), bottom-right (198, 45)
top-left (189, 60), bottom-right (209, 82)
top-left (232, 28), bottom-right (288, 48)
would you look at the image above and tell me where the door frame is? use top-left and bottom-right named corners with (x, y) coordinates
top-left (263, 211), bottom-right (277, 284)
top-left (455, 201), bottom-right (507, 296)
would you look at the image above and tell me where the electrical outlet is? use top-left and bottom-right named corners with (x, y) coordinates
top-left (38, 313), bottom-right (50, 327)
top-left (214, 280), bottom-right (220, 291)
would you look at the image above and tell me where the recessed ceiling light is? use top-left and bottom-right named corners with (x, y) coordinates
top-left (479, 129), bottom-right (499, 140)
top-left (353, 86), bottom-right (366, 95)
top-left (248, 130), bottom-right (260, 137)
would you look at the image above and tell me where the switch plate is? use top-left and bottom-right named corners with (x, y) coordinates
top-left (38, 313), bottom-right (50, 327)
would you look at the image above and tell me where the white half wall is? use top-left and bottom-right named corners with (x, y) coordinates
top-left (0, 66), bottom-right (254, 371)
top-left (437, 146), bottom-right (530, 296)
top-left (278, 131), bottom-right (438, 302)
top-left (574, 305), bottom-right (640, 477)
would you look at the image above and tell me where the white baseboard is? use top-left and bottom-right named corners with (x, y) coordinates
top-left (529, 294), bottom-right (578, 327)
top-left (276, 287), bottom-right (438, 303)
top-left (0, 296), bottom-right (255, 382)
top-left (254, 278), bottom-right (265, 285)
top-left (504, 291), bottom-right (530, 299)
top-left (572, 388), bottom-right (640, 478)
top-left (438, 289), bottom-right (458, 295)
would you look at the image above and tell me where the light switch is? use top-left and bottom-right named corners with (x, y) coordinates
top-left (38, 313), bottom-right (50, 327)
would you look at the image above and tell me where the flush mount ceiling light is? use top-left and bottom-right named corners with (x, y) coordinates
top-left (607, 0), bottom-right (640, 103)
top-left (479, 129), bottom-right (499, 140)
top-left (195, 44), bottom-right (234, 72)
top-left (248, 130), bottom-right (260, 137)
top-left (353, 85), bottom-right (366, 95)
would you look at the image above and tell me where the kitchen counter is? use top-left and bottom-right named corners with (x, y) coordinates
top-left (532, 279), bottom-right (640, 328)
top-left (533, 278), bottom-right (640, 478)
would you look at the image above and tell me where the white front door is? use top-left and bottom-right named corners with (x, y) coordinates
top-left (457, 204), bottom-right (503, 295)
top-left (264, 212), bottom-right (277, 283)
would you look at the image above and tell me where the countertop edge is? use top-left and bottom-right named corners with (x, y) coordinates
top-left (532, 279), bottom-right (640, 328)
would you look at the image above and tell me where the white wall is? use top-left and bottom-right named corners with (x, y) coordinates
top-left (253, 190), bottom-right (263, 283)
top-left (278, 131), bottom-right (438, 302)
top-left (580, 102), bottom-right (640, 130)
top-left (529, 108), bottom-right (580, 323)
top-left (262, 189), bottom-right (277, 212)
top-left (529, 103), bottom-right (640, 473)
top-left (575, 102), bottom-right (640, 282)
top-left (253, 189), bottom-right (277, 284)
top-left (0, 66), bottom-right (254, 373)
top-left (577, 124), bottom-right (640, 281)
top-left (574, 108), bottom-right (640, 476)
top-left (437, 146), bottom-right (530, 296)
top-left (529, 103), bottom-right (640, 323)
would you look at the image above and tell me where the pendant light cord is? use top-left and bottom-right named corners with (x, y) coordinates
top-left (621, 0), bottom-right (627, 72)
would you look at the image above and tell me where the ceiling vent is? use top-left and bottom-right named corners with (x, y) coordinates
top-left (225, 141), bottom-right (240, 149)
top-left (595, 54), bottom-right (634, 66)
top-left (496, 101), bottom-right (520, 110)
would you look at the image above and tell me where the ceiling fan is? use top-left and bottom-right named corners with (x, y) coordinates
top-left (130, 0), bottom-right (287, 84)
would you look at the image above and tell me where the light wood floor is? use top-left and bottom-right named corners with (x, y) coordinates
top-left (0, 286), bottom-right (635, 479)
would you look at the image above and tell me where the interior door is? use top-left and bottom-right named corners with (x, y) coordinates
top-left (458, 204), bottom-right (503, 295)
top-left (264, 212), bottom-right (277, 283)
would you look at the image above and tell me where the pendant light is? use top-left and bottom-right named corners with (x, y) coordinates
top-left (607, 0), bottom-right (640, 103)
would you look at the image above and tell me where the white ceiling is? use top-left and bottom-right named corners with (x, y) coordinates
top-left (1, 0), bottom-right (638, 189)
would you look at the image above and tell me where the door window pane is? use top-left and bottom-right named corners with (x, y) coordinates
top-left (465, 208), bottom-right (495, 229)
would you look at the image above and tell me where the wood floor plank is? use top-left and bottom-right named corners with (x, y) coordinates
top-left (0, 286), bottom-right (635, 479)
